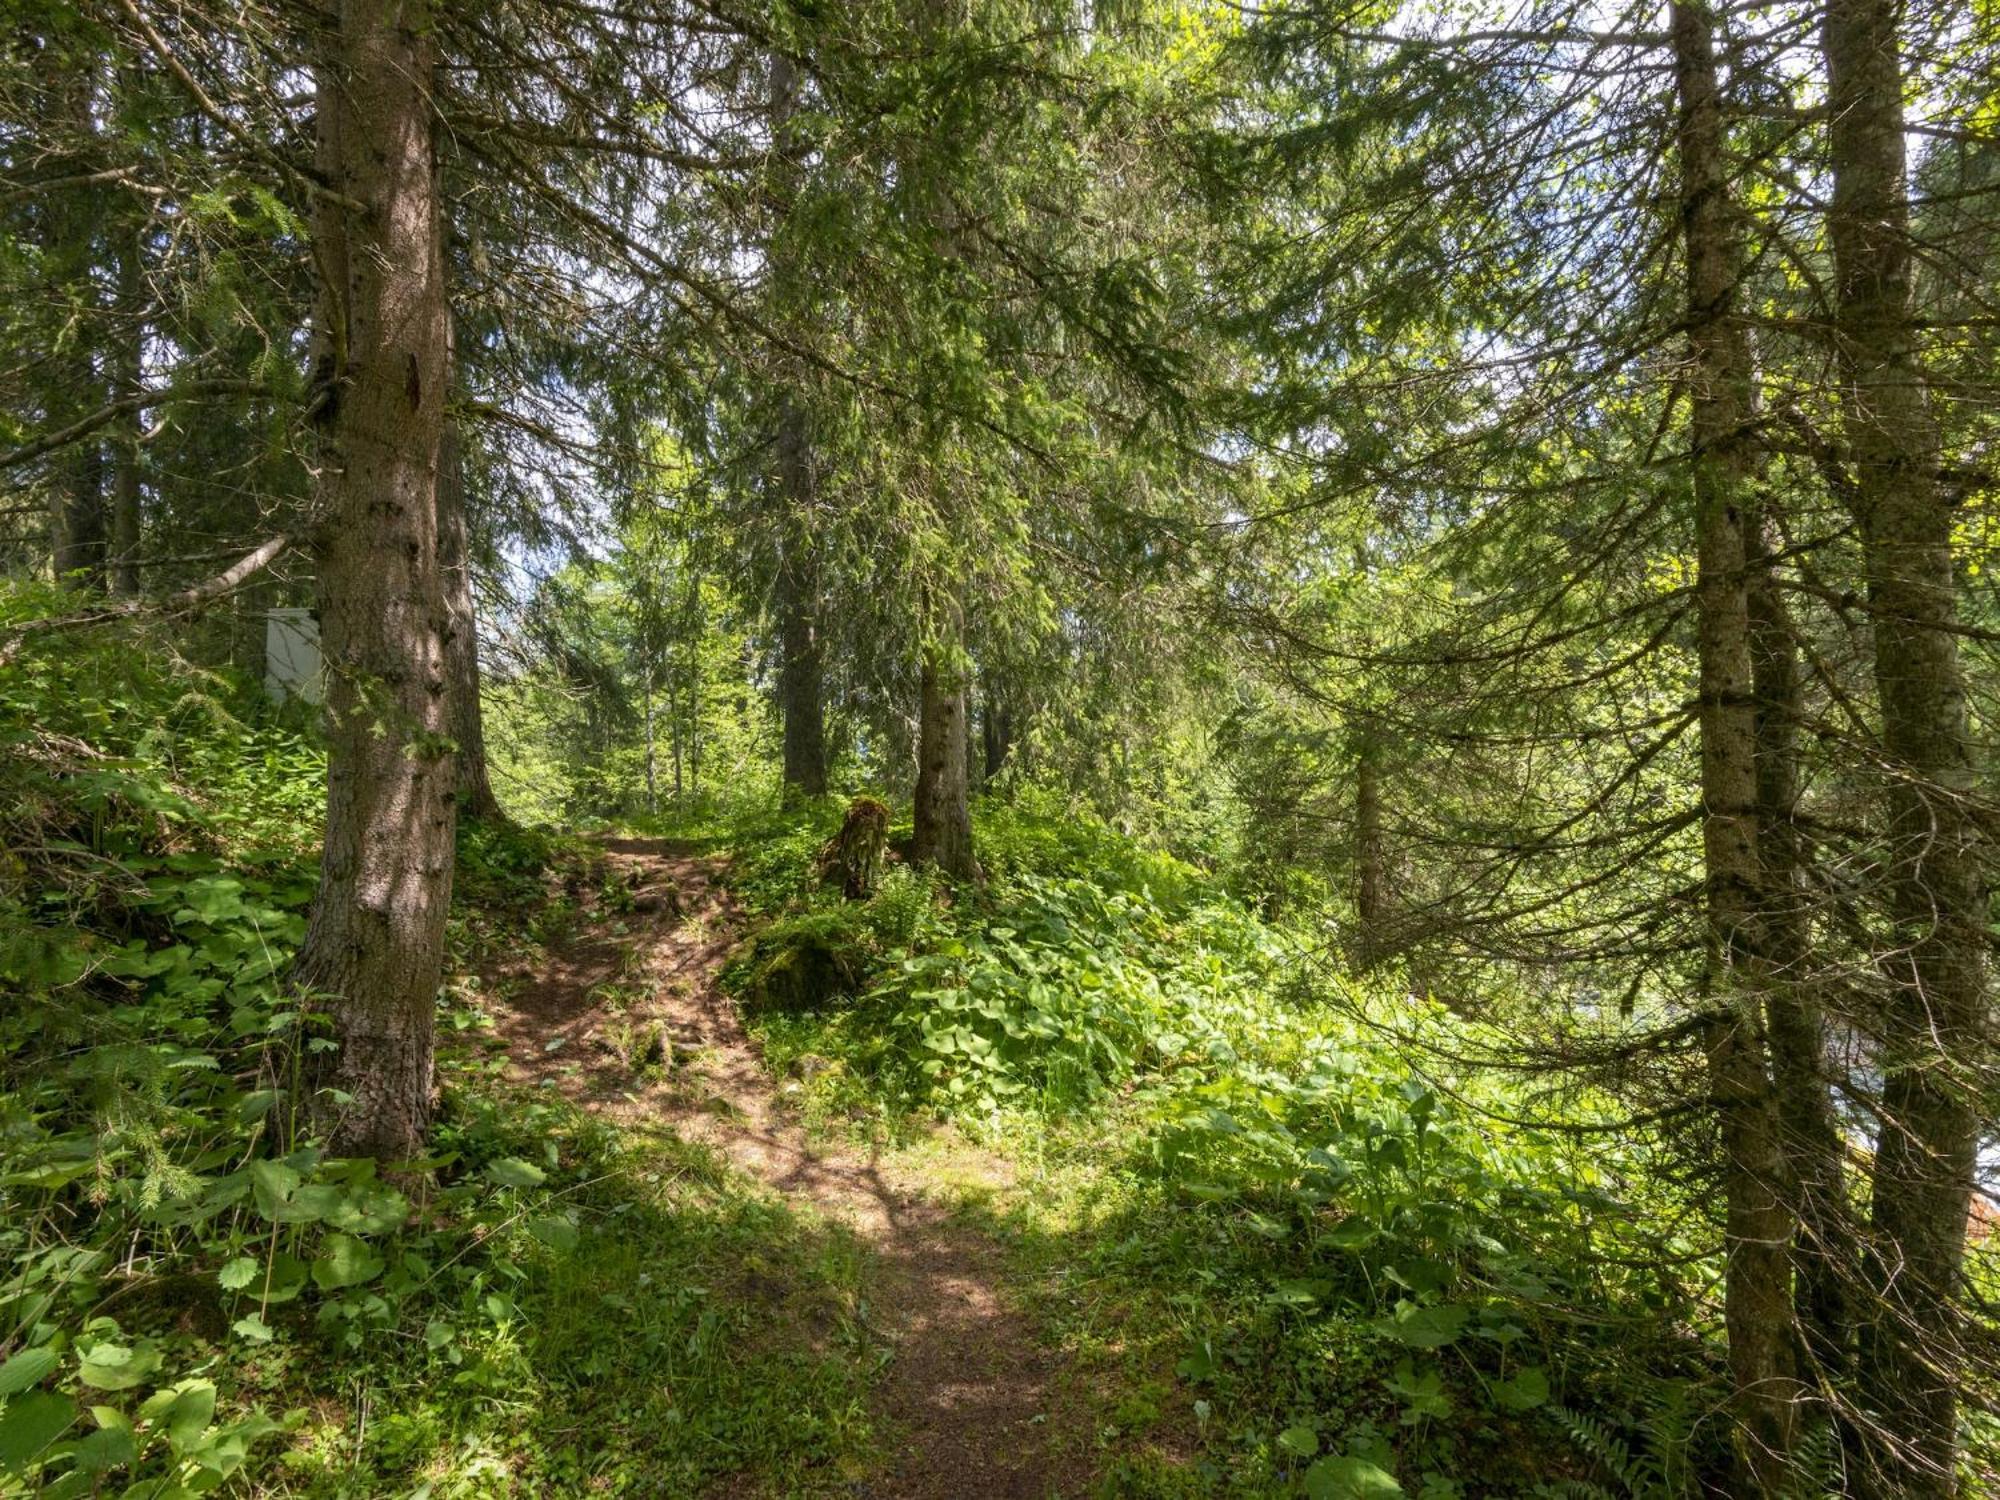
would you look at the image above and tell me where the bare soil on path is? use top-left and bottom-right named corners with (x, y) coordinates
top-left (479, 836), bottom-right (1097, 1500)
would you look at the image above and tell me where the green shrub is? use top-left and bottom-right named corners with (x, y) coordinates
top-left (715, 790), bottom-right (1733, 1494)
top-left (0, 599), bottom-right (877, 1497)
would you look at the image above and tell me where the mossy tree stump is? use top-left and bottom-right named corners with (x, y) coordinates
top-left (817, 795), bottom-right (890, 899)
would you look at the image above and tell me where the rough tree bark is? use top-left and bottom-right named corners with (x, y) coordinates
top-left (437, 417), bottom-right (499, 818)
top-left (643, 662), bottom-right (658, 815)
top-left (1670, 4), bottom-right (1800, 1486)
top-left (980, 693), bottom-right (1014, 785)
top-left (911, 640), bottom-right (975, 880)
top-left (291, 0), bottom-right (455, 1163)
top-left (1747, 509), bottom-right (1855, 1395)
top-left (108, 218), bottom-right (143, 599)
top-left (1825, 0), bottom-right (1987, 1488)
top-left (774, 412), bottom-right (828, 798)
top-left (43, 61), bottom-right (107, 592)
top-left (817, 796), bottom-right (890, 899)
top-left (52, 441), bottom-right (107, 589)
top-left (1352, 733), bottom-right (1390, 971)
top-left (768, 49), bottom-right (829, 799)
top-left (233, 573), bottom-right (273, 684)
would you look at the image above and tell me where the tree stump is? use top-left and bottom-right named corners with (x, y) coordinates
top-left (816, 795), bottom-right (890, 899)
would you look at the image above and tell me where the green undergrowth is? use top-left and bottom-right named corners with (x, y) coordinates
top-left (709, 792), bottom-right (1734, 1498)
top-left (0, 599), bottom-right (875, 1497)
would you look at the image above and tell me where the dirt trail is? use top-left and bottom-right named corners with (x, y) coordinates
top-left (482, 836), bottom-right (1093, 1500)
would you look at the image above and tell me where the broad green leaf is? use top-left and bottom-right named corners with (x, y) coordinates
top-left (484, 1158), bottom-right (546, 1188)
top-left (161, 1382), bottom-right (217, 1451)
top-left (1175, 1342), bottom-right (1219, 1382)
top-left (1305, 1456), bottom-right (1405, 1499)
top-left (529, 1216), bottom-right (579, 1252)
top-left (1325, 1216), bottom-right (1379, 1249)
top-left (249, 1159), bottom-right (300, 1221)
top-left (1277, 1423), bottom-right (1321, 1458)
top-left (0, 1391), bottom-right (76, 1470)
top-left (288, 1184), bottom-right (346, 1222)
top-left (312, 1234), bottom-right (384, 1290)
top-left (0, 1349), bottom-right (57, 1398)
top-left (1493, 1365), bottom-right (1550, 1411)
top-left (73, 1420), bottom-right (137, 1474)
top-left (1379, 1300), bottom-right (1468, 1349)
top-left (78, 1341), bottom-right (161, 1391)
top-left (1266, 1278), bottom-right (1327, 1308)
top-left (1386, 1362), bottom-right (1452, 1422)
top-left (217, 1257), bottom-right (259, 1291)
top-left (328, 1182), bottom-right (408, 1234)
top-left (259, 1252), bottom-right (309, 1304)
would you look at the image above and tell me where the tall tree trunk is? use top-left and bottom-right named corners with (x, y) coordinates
top-left (108, 218), bottom-right (143, 599)
top-left (775, 411), bottom-right (828, 797)
top-left (981, 692), bottom-right (1014, 784)
top-left (43, 59), bottom-right (106, 591)
top-left (688, 665), bottom-right (701, 795)
top-left (1825, 0), bottom-right (1987, 1488)
top-left (1352, 732), bottom-right (1390, 971)
top-left (292, 0), bottom-right (454, 1163)
top-left (437, 418), bottom-right (499, 818)
top-left (912, 639), bottom-right (975, 880)
top-left (52, 439), bottom-right (107, 589)
top-left (234, 574), bottom-right (274, 686)
top-left (1671, 5), bottom-right (1799, 1486)
top-left (1748, 510), bottom-right (1856, 1397)
top-left (768, 50), bottom-right (829, 799)
top-left (643, 662), bottom-right (658, 815)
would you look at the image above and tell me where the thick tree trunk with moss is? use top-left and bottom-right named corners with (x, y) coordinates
top-left (1826, 0), bottom-right (1987, 1488)
top-left (1671, 5), bottom-right (1799, 1485)
top-left (912, 643), bottom-right (974, 880)
top-left (292, 0), bottom-right (455, 1163)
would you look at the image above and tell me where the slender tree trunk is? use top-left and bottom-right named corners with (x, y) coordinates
top-left (963, 686), bottom-right (980, 802)
top-left (1825, 0), bottom-right (1987, 1488)
top-left (232, 573), bottom-right (274, 686)
top-left (643, 661), bottom-right (658, 815)
top-left (689, 664), bottom-right (701, 795)
top-left (1671, 5), bottom-right (1799, 1485)
top-left (1747, 510), bottom-right (1856, 1397)
top-left (292, 0), bottom-right (455, 1163)
top-left (1352, 732), bottom-right (1390, 971)
top-left (437, 418), bottom-right (499, 818)
top-left (108, 218), bottom-right (143, 598)
top-left (912, 639), bottom-right (975, 880)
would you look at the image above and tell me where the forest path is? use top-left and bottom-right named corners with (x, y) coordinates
top-left (480, 836), bottom-right (1096, 1500)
